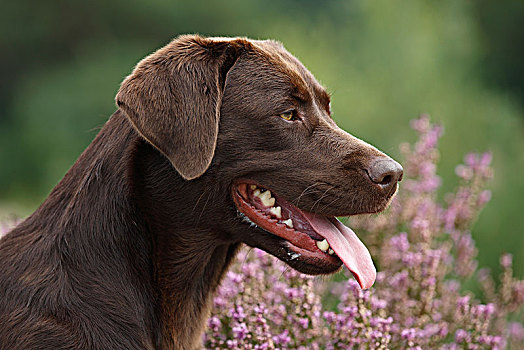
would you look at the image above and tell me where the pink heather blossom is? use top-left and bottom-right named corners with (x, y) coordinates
top-left (410, 114), bottom-right (431, 132)
top-left (501, 253), bottom-right (513, 269)
top-left (508, 322), bottom-right (524, 341)
top-left (1, 117), bottom-right (520, 349)
top-left (201, 116), bottom-right (523, 349)
top-left (455, 164), bottom-right (474, 180)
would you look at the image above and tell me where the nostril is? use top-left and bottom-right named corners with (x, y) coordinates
top-left (380, 174), bottom-right (392, 186)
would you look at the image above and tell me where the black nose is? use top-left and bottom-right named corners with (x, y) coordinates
top-left (367, 157), bottom-right (403, 193)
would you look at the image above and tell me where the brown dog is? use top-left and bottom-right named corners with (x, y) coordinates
top-left (0, 35), bottom-right (402, 349)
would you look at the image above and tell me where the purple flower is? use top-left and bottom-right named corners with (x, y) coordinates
top-left (199, 116), bottom-right (522, 349)
top-left (410, 114), bottom-right (431, 133)
top-left (232, 322), bottom-right (248, 340)
top-left (455, 329), bottom-right (470, 343)
top-left (402, 251), bottom-right (423, 266)
top-left (390, 232), bottom-right (410, 252)
top-left (480, 152), bottom-right (493, 167)
top-left (401, 328), bottom-right (416, 341)
top-left (464, 153), bottom-right (478, 168)
top-left (508, 322), bottom-right (524, 340)
top-left (477, 190), bottom-right (492, 206)
top-left (298, 318), bottom-right (309, 329)
top-left (208, 316), bottom-right (221, 332)
top-left (455, 164), bottom-right (473, 180)
top-left (500, 253), bottom-right (513, 269)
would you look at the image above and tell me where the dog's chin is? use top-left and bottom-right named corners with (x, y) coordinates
top-left (281, 248), bottom-right (343, 275)
top-left (231, 181), bottom-right (379, 289)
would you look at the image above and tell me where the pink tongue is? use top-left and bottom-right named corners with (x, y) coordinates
top-left (301, 212), bottom-right (376, 289)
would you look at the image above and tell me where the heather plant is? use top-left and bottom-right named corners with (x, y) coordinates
top-left (1, 117), bottom-right (522, 349)
top-left (203, 115), bottom-right (524, 349)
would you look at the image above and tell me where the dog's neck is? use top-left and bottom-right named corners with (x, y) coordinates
top-left (28, 111), bottom-right (239, 349)
top-left (151, 227), bottom-right (239, 349)
top-left (129, 111), bottom-right (241, 349)
top-left (150, 227), bottom-right (238, 349)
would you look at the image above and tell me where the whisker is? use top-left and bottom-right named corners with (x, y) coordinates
top-left (320, 196), bottom-right (340, 213)
top-left (279, 264), bottom-right (292, 280)
top-left (293, 182), bottom-right (325, 207)
top-left (239, 246), bottom-right (254, 271)
top-left (310, 185), bottom-right (336, 212)
top-left (191, 188), bottom-right (209, 216)
top-left (196, 190), bottom-right (213, 224)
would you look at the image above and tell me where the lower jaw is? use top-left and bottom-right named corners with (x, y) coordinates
top-left (281, 241), bottom-right (343, 275)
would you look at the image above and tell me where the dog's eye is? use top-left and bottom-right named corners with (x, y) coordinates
top-left (279, 110), bottom-right (298, 122)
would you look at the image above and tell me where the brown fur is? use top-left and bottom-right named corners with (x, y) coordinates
top-left (0, 35), bottom-right (402, 349)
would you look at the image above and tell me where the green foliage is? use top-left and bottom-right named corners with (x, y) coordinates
top-left (0, 0), bottom-right (523, 276)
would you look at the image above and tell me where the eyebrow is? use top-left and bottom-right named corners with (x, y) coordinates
top-left (315, 86), bottom-right (331, 112)
top-left (290, 85), bottom-right (309, 103)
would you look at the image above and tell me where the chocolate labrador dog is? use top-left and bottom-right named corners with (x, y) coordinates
top-left (0, 35), bottom-right (402, 349)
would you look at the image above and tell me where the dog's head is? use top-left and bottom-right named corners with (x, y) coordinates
top-left (116, 35), bottom-right (402, 289)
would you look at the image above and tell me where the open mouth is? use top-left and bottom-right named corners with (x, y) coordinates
top-left (232, 182), bottom-right (376, 289)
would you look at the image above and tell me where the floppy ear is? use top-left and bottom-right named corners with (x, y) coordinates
top-left (116, 35), bottom-right (244, 180)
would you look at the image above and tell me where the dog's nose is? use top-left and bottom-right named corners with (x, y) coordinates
top-left (367, 157), bottom-right (403, 193)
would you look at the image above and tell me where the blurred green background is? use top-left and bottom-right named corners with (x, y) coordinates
top-left (1, 0), bottom-right (523, 276)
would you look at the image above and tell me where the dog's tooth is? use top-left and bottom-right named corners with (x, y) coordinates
top-left (328, 248), bottom-right (335, 255)
top-left (316, 239), bottom-right (329, 252)
top-left (259, 190), bottom-right (275, 206)
top-left (269, 206), bottom-right (282, 218)
top-left (259, 190), bottom-right (271, 201)
top-left (262, 197), bottom-right (275, 207)
top-left (253, 189), bottom-right (261, 197)
top-left (250, 185), bottom-right (257, 190)
top-left (289, 253), bottom-right (301, 260)
top-left (283, 219), bottom-right (293, 229)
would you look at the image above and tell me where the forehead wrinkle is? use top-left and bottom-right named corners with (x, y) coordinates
top-left (266, 44), bottom-right (331, 109)
top-left (252, 41), bottom-right (310, 101)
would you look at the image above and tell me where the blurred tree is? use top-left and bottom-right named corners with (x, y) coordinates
top-left (475, 0), bottom-right (524, 108)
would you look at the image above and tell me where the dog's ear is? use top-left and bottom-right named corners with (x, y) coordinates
top-left (116, 35), bottom-right (245, 180)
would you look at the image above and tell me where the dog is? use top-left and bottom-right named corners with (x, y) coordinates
top-left (0, 35), bottom-right (402, 349)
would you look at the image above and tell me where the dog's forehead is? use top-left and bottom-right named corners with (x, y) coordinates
top-left (248, 39), bottom-right (330, 106)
